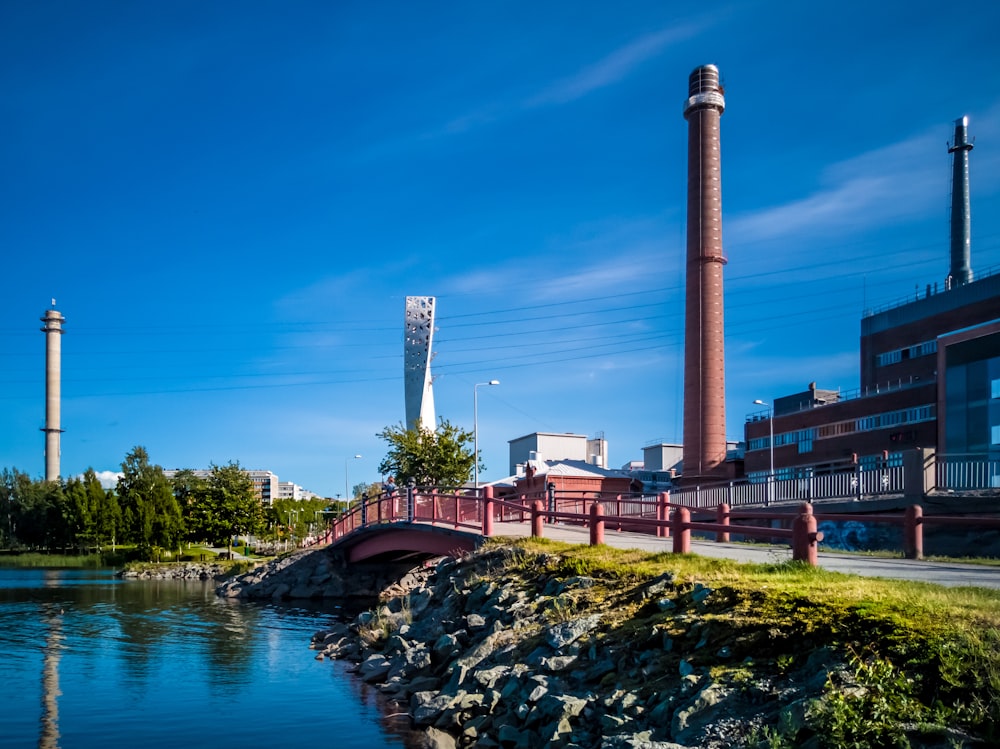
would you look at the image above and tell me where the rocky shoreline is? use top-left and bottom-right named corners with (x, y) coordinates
top-left (217, 544), bottom-right (983, 748)
top-left (306, 548), bottom-right (819, 749)
top-left (118, 562), bottom-right (234, 580)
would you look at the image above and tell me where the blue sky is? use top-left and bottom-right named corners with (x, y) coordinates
top-left (2, 1), bottom-right (999, 497)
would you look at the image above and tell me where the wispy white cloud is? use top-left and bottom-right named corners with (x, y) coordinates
top-left (729, 103), bottom-right (1000, 246)
top-left (446, 220), bottom-right (682, 301)
top-left (525, 24), bottom-right (703, 108)
top-left (440, 21), bottom-right (705, 136)
top-left (729, 132), bottom-right (941, 244)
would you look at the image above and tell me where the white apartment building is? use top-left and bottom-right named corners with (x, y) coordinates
top-left (163, 468), bottom-right (281, 505)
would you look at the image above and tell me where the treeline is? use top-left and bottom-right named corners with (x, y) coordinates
top-left (0, 445), bottom-right (331, 560)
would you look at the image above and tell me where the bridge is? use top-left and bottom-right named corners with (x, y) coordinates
top-left (310, 455), bottom-right (1000, 587)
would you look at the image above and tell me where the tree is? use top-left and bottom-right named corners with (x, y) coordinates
top-left (377, 419), bottom-right (479, 489)
top-left (172, 469), bottom-right (211, 544)
top-left (268, 497), bottom-right (329, 541)
top-left (84, 469), bottom-right (120, 552)
top-left (62, 476), bottom-right (93, 551)
top-left (117, 446), bottom-right (183, 558)
top-left (204, 462), bottom-right (263, 554)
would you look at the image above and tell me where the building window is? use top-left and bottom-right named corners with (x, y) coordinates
top-left (992, 378), bottom-right (1000, 399)
top-left (993, 424), bottom-right (1000, 446)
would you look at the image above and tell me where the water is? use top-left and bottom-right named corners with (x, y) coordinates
top-left (0, 568), bottom-right (413, 749)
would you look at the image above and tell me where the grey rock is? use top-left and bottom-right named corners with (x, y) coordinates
top-left (432, 633), bottom-right (461, 663)
top-left (419, 727), bottom-right (457, 749)
top-left (467, 613), bottom-right (487, 630)
top-left (671, 683), bottom-right (731, 744)
top-left (537, 694), bottom-right (588, 721)
top-left (601, 735), bottom-right (688, 749)
top-left (640, 572), bottom-right (675, 600)
top-left (385, 633), bottom-right (410, 654)
top-left (601, 714), bottom-right (627, 732)
top-left (270, 583), bottom-right (290, 600)
top-left (526, 674), bottom-right (550, 703)
top-left (541, 655), bottom-right (578, 671)
top-left (411, 691), bottom-right (454, 726)
top-left (359, 654), bottom-right (392, 683)
top-left (497, 723), bottom-right (534, 749)
top-left (546, 614), bottom-right (601, 650)
top-left (690, 584), bottom-right (712, 604)
top-left (473, 665), bottom-right (509, 690)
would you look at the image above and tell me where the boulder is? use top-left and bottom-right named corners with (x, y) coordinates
top-left (546, 614), bottom-right (601, 650)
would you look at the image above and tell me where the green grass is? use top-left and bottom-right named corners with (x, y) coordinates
top-left (0, 551), bottom-right (121, 568)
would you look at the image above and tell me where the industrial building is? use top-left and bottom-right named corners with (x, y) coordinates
top-left (745, 117), bottom-right (1000, 484)
top-left (507, 431), bottom-right (607, 475)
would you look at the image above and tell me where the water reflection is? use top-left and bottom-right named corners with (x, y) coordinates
top-left (39, 603), bottom-right (63, 749)
top-left (1, 569), bottom-right (406, 749)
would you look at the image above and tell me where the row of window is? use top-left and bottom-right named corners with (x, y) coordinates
top-left (876, 339), bottom-right (937, 367)
top-left (747, 404), bottom-right (936, 453)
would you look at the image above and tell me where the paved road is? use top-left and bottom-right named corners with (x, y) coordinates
top-left (490, 521), bottom-right (1000, 590)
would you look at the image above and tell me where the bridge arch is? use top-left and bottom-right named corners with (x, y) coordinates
top-left (329, 523), bottom-right (483, 563)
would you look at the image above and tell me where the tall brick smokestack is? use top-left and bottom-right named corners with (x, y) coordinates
top-left (682, 64), bottom-right (727, 482)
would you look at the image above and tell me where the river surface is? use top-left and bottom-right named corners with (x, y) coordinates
top-left (0, 567), bottom-right (414, 749)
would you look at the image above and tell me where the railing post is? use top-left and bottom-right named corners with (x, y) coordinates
top-left (615, 494), bottom-right (622, 531)
top-left (657, 492), bottom-right (670, 538)
top-left (590, 502), bottom-right (605, 545)
top-left (360, 493), bottom-right (368, 527)
top-left (904, 504), bottom-right (924, 560)
top-left (531, 500), bottom-right (544, 538)
top-left (792, 502), bottom-right (820, 566)
top-left (406, 481), bottom-right (415, 523)
top-left (716, 502), bottom-right (730, 543)
top-left (546, 482), bottom-right (556, 522)
top-left (482, 486), bottom-right (494, 537)
top-left (672, 506), bottom-right (690, 554)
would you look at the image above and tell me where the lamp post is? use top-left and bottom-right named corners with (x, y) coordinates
top-left (753, 399), bottom-right (774, 505)
top-left (473, 380), bottom-right (500, 489)
top-left (345, 454), bottom-right (361, 513)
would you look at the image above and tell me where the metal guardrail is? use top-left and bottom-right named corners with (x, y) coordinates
top-left (668, 463), bottom-right (905, 509)
top-left (937, 454), bottom-right (1000, 491)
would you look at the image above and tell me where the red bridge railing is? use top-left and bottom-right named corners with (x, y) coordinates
top-left (308, 485), bottom-right (1000, 565)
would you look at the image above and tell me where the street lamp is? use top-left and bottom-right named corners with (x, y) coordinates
top-left (474, 380), bottom-right (500, 489)
top-left (345, 454), bottom-right (362, 512)
top-left (753, 399), bottom-right (774, 505)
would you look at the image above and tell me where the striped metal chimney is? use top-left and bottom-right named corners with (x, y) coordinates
top-left (948, 116), bottom-right (974, 287)
top-left (681, 64), bottom-right (728, 482)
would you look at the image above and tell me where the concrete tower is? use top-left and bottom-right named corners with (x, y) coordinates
top-left (40, 303), bottom-right (65, 482)
top-left (681, 64), bottom-right (728, 483)
top-left (404, 296), bottom-right (436, 431)
top-left (948, 116), bottom-right (974, 287)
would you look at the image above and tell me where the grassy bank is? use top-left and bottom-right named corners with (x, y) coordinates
top-left (0, 551), bottom-right (126, 568)
top-left (479, 538), bottom-right (1000, 746)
